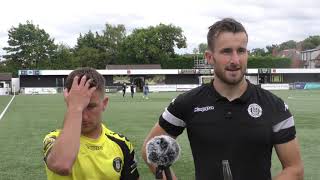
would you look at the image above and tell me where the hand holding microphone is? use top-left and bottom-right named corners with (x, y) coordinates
top-left (146, 135), bottom-right (180, 180)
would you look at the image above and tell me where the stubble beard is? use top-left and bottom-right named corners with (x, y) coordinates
top-left (81, 121), bottom-right (101, 136)
top-left (214, 65), bottom-right (246, 86)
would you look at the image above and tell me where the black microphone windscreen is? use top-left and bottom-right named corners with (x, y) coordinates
top-left (146, 135), bottom-right (180, 167)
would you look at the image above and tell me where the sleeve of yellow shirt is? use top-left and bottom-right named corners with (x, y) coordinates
top-left (106, 131), bottom-right (139, 180)
top-left (43, 130), bottom-right (60, 161)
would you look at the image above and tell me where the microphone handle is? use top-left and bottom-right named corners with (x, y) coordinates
top-left (155, 166), bottom-right (172, 180)
top-left (155, 166), bottom-right (163, 180)
top-left (164, 166), bottom-right (172, 180)
top-left (222, 160), bottom-right (233, 180)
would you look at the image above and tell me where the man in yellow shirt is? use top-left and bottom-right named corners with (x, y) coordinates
top-left (43, 67), bottom-right (139, 180)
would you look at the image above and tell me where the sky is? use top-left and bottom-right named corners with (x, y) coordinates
top-left (0, 0), bottom-right (319, 57)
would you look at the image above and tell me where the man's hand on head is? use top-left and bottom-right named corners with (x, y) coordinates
top-left (63, 75), bottom-right (97, 112)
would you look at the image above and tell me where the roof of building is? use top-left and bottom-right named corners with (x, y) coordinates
top-left (277, 49), bottom-right (300, 59)
top-left (301, 46), bottom-right (320, 53)
top-left (0, 73), bottom-right (12, 81)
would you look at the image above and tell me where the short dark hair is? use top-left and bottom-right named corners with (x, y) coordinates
top-left (207, 18), bottom-right (248, 51)
top-left (65, 67), bottom-right (105, 95)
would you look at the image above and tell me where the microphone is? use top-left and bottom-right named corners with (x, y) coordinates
top-left (146, 135), bottom-right (180, 180)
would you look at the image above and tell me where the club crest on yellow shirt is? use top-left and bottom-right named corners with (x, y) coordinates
top-left (113, 157), bottom-right (122, 172)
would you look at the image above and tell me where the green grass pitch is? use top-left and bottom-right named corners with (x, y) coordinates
top-left (0, 90), bottom-right (319, 179)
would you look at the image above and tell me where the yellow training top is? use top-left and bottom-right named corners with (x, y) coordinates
top-left (43, 124), bottom-right (139, 180)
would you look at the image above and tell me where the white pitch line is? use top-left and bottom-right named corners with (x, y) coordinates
top-left (0, 95), bottom-right (16, 121)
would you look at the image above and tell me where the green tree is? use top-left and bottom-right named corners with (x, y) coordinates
top-left (51, 44), bottom-right (75, 69)
top-left (302, 35), bottom-right (320, 50)
top-left (264, 41), bottom-right (296, 56)
top-left (278, 40), bottom-right (297, 51)
top-left (120, 23), bottom-right (187, 64)
top-left (75, 31), bottom-right (97, 50)
top-left (266, 44), bottom-right (279, 55)
top-left (97, 24), bottom-right (126, 64)
top-left (0, 60), bottom-right (20, 77)
top-left (74, 23), bottom-right (126, 66)
top-left (198, 43), bottom-right (208, 54)
top-left (192, 48), bottom-right (199, 54)
top-left (74, 47), bottom-right (104, 68)
top-left (248, 56), bottom-right (291, 68)
top-left (160, 55), bottom-right (194, 69)
top-left (250, 48), bottom-right (266, 56)
top-left (3, 21), bottom-right (57, 69)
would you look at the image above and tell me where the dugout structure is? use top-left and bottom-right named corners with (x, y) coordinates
top-left (18, 68), bottom-right (320, 94)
